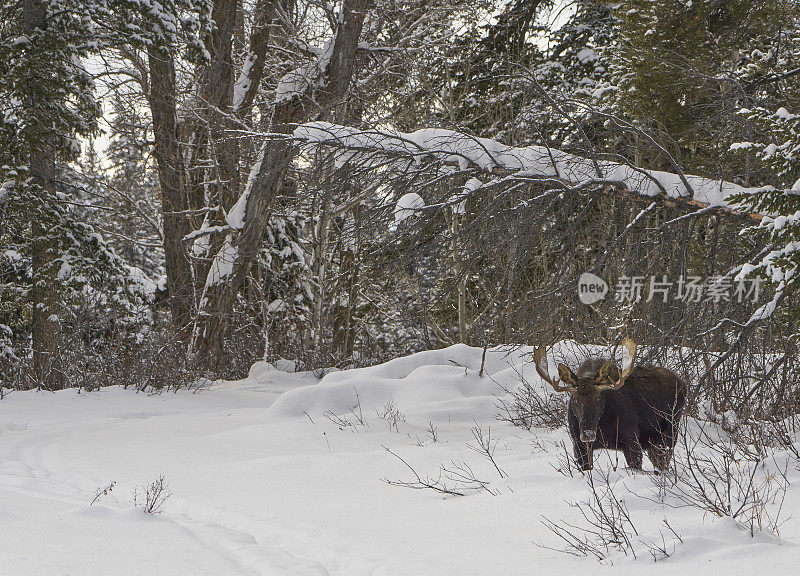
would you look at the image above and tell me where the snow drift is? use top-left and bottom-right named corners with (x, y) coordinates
top-left (0, 345), bottom-right (798, 575)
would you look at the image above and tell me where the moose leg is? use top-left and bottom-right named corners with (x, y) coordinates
top-left (621, 434), bottom-right (643, 470)
top-left (649, 421), bottom-right (677, 472)
top-left (646, 446), bottom-right (669, 472)
top-left (573, 441), bottom-right (594, 471)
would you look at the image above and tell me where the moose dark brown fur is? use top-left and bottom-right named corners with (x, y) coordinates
top-left (534, 339), bottom-right (687, 472)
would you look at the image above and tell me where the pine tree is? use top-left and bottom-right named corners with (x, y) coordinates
top-left (724, 2), bottom-right (800, 323)
top-left (101, 94), bottom-right (164, 279)
top-left (450, 0), bottom-right (551, 140)
top-left (608, 0), bottom-right (798, 176)
top-left (0, 0), bottom-right (157, 386)
top-left (730, 107), bottom-right (800, 314)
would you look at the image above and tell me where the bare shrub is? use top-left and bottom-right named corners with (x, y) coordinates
top-left (738, 415), bottom-right (800, 461)
top-left (377, 400), bottom-right (406, 432)
top-left (550, 439), bottom-right (580, 478)
top-left (662, 344), bottom-right (800, 423)
top-left (540, 468), bottom-right (639, 562)
top-left (382, 439), bottom-right (506, 497)
top-left (322, 410), bottom-right (363, 430)
top-left (541, 465), bottom-right (686, 563)
top-left (641, 519), bottom-right (683, 562)
top-left (1, 320), bottom-right (198, 393)
top-left (467, 424), bottom-right (507, 478)
top-left (650, 420), bottom-right (790, 537)
top-left (414, 421), bottom-right (439, 446)
top-left (323, 387), bottom-right (368, 430)
top-left (495, 362), bottom-right (567, 430)
top-left (90, 480), bottom-right (116, 506)
top-left (426, 421), bottom-right (438, 443)
top-left (133, 474), bottom-right (171, 514)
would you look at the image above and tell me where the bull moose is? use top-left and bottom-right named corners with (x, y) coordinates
top-left (534, 339), bottom-right (687, 472)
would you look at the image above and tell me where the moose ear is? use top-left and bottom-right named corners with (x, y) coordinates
top-left (597, 360), bottom-right (620, 385)
top-left (557, 364), bottom-right (577, 385)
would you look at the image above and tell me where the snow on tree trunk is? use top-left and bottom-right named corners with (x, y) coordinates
top-left (189, 0), bottom-right (372, 373)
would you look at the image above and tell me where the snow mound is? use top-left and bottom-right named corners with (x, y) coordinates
top-left (266, 344), bottom-right (541, 423)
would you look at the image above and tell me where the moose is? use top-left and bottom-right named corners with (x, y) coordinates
top-left (534, 339), bottom-right (687, 472)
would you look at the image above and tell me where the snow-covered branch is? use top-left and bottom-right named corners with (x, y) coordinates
top-left (292, 122), bottom-right (764, 218)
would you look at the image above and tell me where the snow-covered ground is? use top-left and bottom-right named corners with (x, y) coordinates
top-left (1, 345), bottom-right (798, 575)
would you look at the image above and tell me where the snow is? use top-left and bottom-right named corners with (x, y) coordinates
top-left (226, 184), bottom-right (250, 229)
top-left (206, 236), bottom-right (238, 285)
top-left (56, 257), bottom-right (73, 280)
top-left (293, 122), bottom-right (762, 212)
top-left (454, 178), bottom-right (482, 214)
top-left (0, 178), bottom-right (13, 203)
top-left (127, 265), bottom-right (157, 296)
top-left (1, 345), bottom-right (799, 575)
top-left (576, 47), bottom-right (598, 64)
top-left (191, 228), bottom-right (211, 257)
top-left (233, 51), bottom-right (256, 111)
top-left (746, 288), bottom-right (783, 323)
top-left (393, 192), bottom-right (425, 222)
top-left (775, 107), bottom-right (797, 121)
top-left (2, 249), bottom-right (21, 262)
top-left (770, 210), bottom-right (800, 231)
top-left (225, 143), bottom-right (266, 231)
top-left (275, 40), bottom-right (335, 103)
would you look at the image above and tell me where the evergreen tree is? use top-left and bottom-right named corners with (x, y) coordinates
top-left (722, 2), bottom-right (800, 325)
top-left (0, 0), bottom-right (156, 386)
top-left (608, 0), bottom-right (798, 176)
top-left (101, 94), bottom-right (164, 279)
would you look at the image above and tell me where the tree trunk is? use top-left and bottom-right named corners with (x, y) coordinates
top-left (310, 181), bottom-right (332, 362)
top-left (450, 211), bottom-right (466, 343)
top-left (30, 150), bottom-right (63, 389)
top-left (206, 0), bottom-right (239, 209)
top-left (23, 0), bottom-right (63, 388)
top-left (191, 0), bottom-right (372, 372)
top-left (192, 139), bottom-right (297, 372)
top-left (189, 0), bottom-right (240, 291)
top-left (147, 45), bottom-right (194, 340)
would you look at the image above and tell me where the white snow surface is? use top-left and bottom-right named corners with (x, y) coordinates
top-left (226, 145), bottom-right (265, 230)
top-left (576, 47), bottom-right (599, 64)
top-left (1, 344), bottom-right (798, 575)
top-left (294, 122), bottom-right (761, 211)
top-left (454, 178), bottom-right (482, 214)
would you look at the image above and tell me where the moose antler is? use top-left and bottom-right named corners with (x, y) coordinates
top-left (596, 337), bottom-right (638, 391)
top-left (533, 345), bottom-right (576, 392)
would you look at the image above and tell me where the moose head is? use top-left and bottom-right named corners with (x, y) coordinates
top-left (533, 338), bottom-right (637, 443)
